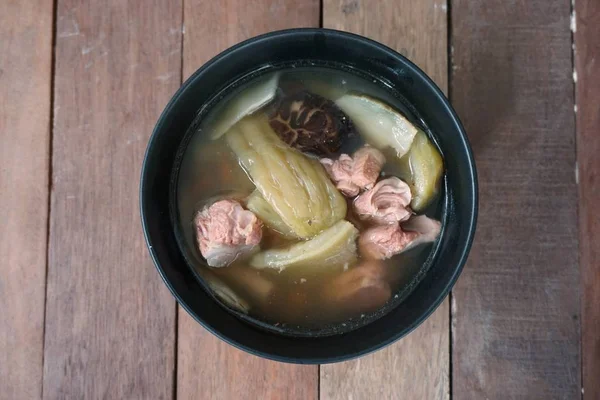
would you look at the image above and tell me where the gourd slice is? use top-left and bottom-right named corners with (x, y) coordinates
top-left (250, 220), bottom-right (359, 271)
top-left (199, 269), bottom-right (250, 313)
top-left (403, 130), bottom-right (444, 211)
top-left (335, 93), bottom-right (418, 159)
top-left (246, 190), bottom-right (297, 238)
top-left (226, 114), bottom-right (347, 238)
top-left (211, 73), bottom-right (279, 139)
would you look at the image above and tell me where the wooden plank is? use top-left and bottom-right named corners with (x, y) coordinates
top-left (451, 0), bottom-right (580, 398)
top-left (42, 1), bottom-right (182, 398)
top-left (0, 1), bottom-right (53, 399)
top-left (321, 1), bottom-right (449, 399)
top-left (575, 0), bottom-right (600, 398)
top-left (176, 1), bottom-right (320, 399)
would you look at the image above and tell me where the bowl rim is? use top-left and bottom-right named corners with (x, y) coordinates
top-left (140, 27), bottom-right (478, 364)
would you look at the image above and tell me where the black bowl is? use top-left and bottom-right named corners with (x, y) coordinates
top-left (140, 28), bottom-right (477, 364)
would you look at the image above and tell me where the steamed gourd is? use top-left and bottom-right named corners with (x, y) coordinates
top-left (199, 269), bottom-right (250, 313)
top-left (335, 93), bottom-right (418, 159)
top-left (250, 220), bottom-right (359, 271)
top-left (246, 190), bottom-right (297, 238)
top-left (403, 130), bottom-right (444, 211)
top-left (210, 73), bottom-right (279, 140)
top-left (226, 114), bottom-right (347, 238)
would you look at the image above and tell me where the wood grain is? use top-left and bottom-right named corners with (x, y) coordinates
top-left (0, 1), bottom-right (53, 399)
top-left (574, 1), bottom-right (600, 398)
top-left (42, 1), bottom-right (182, 398)
top-left (177, 1), bottom-right (320, 399)
top-left (321, 1), bottom-right (449, 399)
top-left (451, 0), bottom-right (581, 398)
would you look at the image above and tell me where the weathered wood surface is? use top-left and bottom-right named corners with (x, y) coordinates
top-left (321, 1), bottom-right (449, 398)
top-left (0, 1), bottom-right (53, 399)
top-left (451, 0), bottom-right (581, 398)
top-left (0, 0), bottom-right (592, 398)
top-left (176, 1), bottom-right (320, 399)
top-left (42, 1), bottom-right (181, 398)
top-left (575, 0), bottom-right (600, 399)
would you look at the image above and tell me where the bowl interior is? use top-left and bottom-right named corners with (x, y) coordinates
top-left (140, 29), bottom-right (477, 363)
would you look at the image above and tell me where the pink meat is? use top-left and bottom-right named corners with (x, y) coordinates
top-left (353, 177), bottom-right (412, 224)
top-left (194, 199), bottom-right (262, 267)
top-left (320, 146), bottom-right (386, 197)
top-left (401, 215), bottom-right (442, 249)
top-left (359, 215), bottom-right (441, 260)
top-left (324, 260), bottom-right (391, 314)
top-left (359, 224), bottom-right (418, 260)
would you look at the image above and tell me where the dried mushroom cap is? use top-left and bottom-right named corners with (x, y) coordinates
top-left (269, 91), bottom-right (354, 156)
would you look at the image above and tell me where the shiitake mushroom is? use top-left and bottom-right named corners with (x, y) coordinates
top-left (268, 91), bottom-right (354, 157)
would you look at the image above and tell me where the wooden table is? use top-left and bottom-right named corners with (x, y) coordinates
top-left (1, 0), bottom-right (598, 399)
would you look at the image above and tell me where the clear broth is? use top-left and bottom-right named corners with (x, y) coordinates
top-left (176, 67), bottom-right (443, 332)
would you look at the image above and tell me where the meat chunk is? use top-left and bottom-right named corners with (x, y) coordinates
top-left (359, 224), bottom-right (418, 260)
top-left (194, 199), bottom-right (263, 267)
top-left (320, 146), bottom-right (386, 197)
top-left (401, 215), bottom-right (442, 248)
top-left (350, 146), bottom-right (387, 189)
top-left (323, 260), bottom-right (391, 314)
top-left (359, 215), bottom-right (441, 260)
top-left (353, 177), bottom-right (412, 224)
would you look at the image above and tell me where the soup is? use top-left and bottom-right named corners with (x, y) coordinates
top-left (176, 68), bottom-right (444, 333)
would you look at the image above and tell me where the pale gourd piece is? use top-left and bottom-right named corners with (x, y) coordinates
top-left (250, 220), bottom-right (359, 271)
top-left (210, 73), bottom-right (279, 140)
top-left (246, 190), bottom-right (297, 238)
top-left (283, 72), bottom-right (347, 101)
top-left (226, 114), bottom-right (347, 239)
top-left (213, 266), bottom-right (275, 306)
top-left (199, 269), bottom-right (250, 313)
top-left (335, 93), bottom-right (418, 159)
top-left (404, 130), bottom-right (444, 211)
top-left (304, 81), bottom-right (346, 101)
